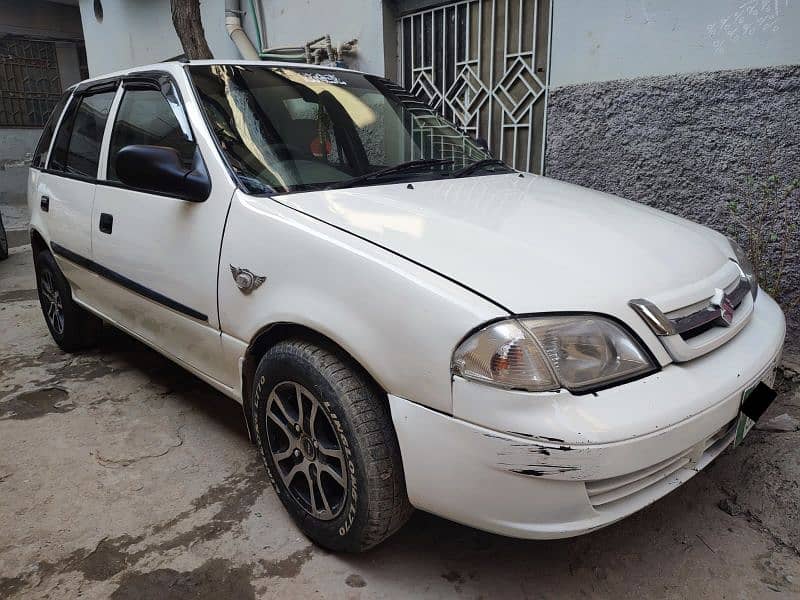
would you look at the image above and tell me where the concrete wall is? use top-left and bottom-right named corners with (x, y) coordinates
top-left (0, 1), bottom-right (85, 90)
top-left (0, 129), bottom-right (42, 210)
top-left (0, 0), bottom-right (86, 223)
top-left (55, 41), bottom-right (84, 89)
top-left (0, 0), bottom-right (84, 40)
top-left (77, 0), bottom-right (387, 77)
top-left (545, 64), bottom-right (800, 332)
top-left (544, 1), bottom-right (800, 330)
top-left (549, 0), bottom-right (800, 87)
top-left (261, 0), bottom-right (387, 75)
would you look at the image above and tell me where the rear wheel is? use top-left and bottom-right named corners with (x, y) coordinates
top-left (0, 215), bottom-right (8, 260)
top-left (35, 250), bottom-right (102, 351)
top-left (252, 339), bottom-right (412, 552)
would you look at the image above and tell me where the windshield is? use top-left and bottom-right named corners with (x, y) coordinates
top-left (188, 65), bottom-right (509, 194)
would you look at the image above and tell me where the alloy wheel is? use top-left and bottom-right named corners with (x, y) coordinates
top-left (40, 269), bottom-right (65, 335)
top-left (266, 381), bottom-right (348, 520)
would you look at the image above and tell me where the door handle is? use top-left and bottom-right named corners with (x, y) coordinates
top-left (99, 213), bottom-right (113, 234)
top-left (40, 196), bottom-right (49, 212)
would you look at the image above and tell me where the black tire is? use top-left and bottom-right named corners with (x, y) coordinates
top-left (0, 215), bottom-right (8, 260)
top-left (252, 339), bottom-right (413, 552)
top-left (35, 250), bottom-right (102, 351)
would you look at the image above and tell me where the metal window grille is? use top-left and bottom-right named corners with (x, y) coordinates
top-left (399, 0), bottom-right (552, 174)
top-left (0, 36), bottom-right (62, 127)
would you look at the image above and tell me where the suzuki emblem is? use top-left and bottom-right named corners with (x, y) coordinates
top-left (711, 288), bottom-right (734, 327)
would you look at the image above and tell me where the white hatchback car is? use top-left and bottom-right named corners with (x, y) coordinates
top-left (28, 61), bottom-right (785, 551)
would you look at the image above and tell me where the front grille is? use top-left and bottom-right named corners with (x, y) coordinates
top-left (670, 277), bottom-right (750, 341)
top-left (585, 450), bottom-right (692, 508)
top-left (703, 418), bottom-right (737, 454)
top-left (586, 419), bottom-right (736, 510)
top-left (629, 262), bottom-right (754, 362)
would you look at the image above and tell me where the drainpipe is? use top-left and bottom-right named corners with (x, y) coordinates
top-left (225, 0), bottom-right (259, 60)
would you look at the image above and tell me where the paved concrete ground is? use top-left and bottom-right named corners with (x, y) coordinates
top-left (1, 197), bottom-right (29, 231)
top-left (1, 241), bottom-right (799, 599)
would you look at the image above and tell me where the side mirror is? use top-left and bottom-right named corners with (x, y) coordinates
top-left (115, 144), bottom-right (211, 202)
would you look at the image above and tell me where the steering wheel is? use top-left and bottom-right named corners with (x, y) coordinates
top-left (270, 143), bottom-right (313, 161)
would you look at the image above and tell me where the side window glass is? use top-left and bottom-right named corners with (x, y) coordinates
top-left (49, 90), bottom-right (116, 178)
top-left (32, 91), bottom-right (72, 169)
top-left (107, 88), bottom-right (195, 182)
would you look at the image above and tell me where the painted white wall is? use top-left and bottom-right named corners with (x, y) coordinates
top-left (261, 0), bottom-right (387, 75)
top-left (550, 0), bottom-right (800, 87)
top-left (77, 0), bottom-right (387, 77)
top-left (78, 0), bottom-right (242, 76)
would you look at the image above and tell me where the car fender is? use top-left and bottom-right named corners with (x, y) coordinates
top-left (219, 190), bottom-right (507, 414)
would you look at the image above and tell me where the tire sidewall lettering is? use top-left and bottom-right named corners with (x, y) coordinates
top-left (324, 399), bottom-right (358, 537)
top-left (254, 374), bottom-right (279, 489)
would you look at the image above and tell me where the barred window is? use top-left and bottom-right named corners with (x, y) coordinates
top-left (0, 36), bottom-right (62, 127)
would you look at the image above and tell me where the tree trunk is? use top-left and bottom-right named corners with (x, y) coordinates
top-left (170, 0), bottom-right (214, 60)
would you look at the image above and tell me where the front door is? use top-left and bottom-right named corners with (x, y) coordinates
top-left (90, 77), bottom-right (235, 387)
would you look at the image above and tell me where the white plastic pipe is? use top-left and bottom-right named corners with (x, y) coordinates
top-left (225, 0), bottom-right (259, 60)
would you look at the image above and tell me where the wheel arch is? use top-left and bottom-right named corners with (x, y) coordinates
top-left (241, 321), bottom-right (392, 443)
top-left (30, 227), bottom-right (48, 263)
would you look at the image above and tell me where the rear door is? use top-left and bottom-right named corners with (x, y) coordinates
top-left (90, 75), bottom-right (234, 386)
top-left (29, 89), bottom-right (71, 246)
top-left (42, 83), bottom-right (117, 302)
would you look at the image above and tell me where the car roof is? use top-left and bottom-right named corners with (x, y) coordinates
top-left (73, 59), bottom-right (370, 88)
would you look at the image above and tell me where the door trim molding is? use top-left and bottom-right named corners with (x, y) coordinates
top-left (50, 242), bottom-right (209, 322)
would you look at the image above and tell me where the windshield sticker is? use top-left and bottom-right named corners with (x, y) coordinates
top-left (298, 72), bottom-right (349, 86)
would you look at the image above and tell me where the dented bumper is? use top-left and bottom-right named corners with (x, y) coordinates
top-left (389, 293), bottom-right (785, 539)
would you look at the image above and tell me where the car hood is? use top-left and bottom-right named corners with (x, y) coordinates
top-left (276, 174), bottom-right (734, 316)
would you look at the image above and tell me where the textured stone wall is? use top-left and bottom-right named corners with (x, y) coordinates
top-left (545, 65), bottom-right (800, 336)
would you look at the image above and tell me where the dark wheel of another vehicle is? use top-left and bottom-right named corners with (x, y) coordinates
top-left (252, 339), bottom-right (413, 552)
top-left (0, 215), bottom-right (8, 260)
top-left (35, 250), bottom-right (102, 351)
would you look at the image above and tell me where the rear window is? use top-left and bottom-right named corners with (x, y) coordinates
top-left (31, 91), bottom-right (72, 169)
top-left (49, 90), bottom-right (116, 178)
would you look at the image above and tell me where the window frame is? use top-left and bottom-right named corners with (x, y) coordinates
top-left (46, 80), bottom-right (119, 181)
top-left (102, 81), bottom-right (197, 184)
top-left (40, 70), bottom-right (210, 201)
top-left (31, 90), bottom-right (75, 170)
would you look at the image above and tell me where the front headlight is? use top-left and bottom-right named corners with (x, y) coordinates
top-left (728, 237), bottom-right (758, 301)
top-left (452, 315), bottom-right (657, 394)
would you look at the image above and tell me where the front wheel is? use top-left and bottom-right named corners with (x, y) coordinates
top-left (252, 339), bottom-right (412, 552)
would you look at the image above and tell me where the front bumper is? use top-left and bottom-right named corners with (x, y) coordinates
top-left (389, 293), bottom-right (785, 539)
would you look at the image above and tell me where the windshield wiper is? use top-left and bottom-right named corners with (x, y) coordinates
top-left (325, 159), bottom-right (454, 190)
top-left (451, 158), bottom-right (511, 178)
